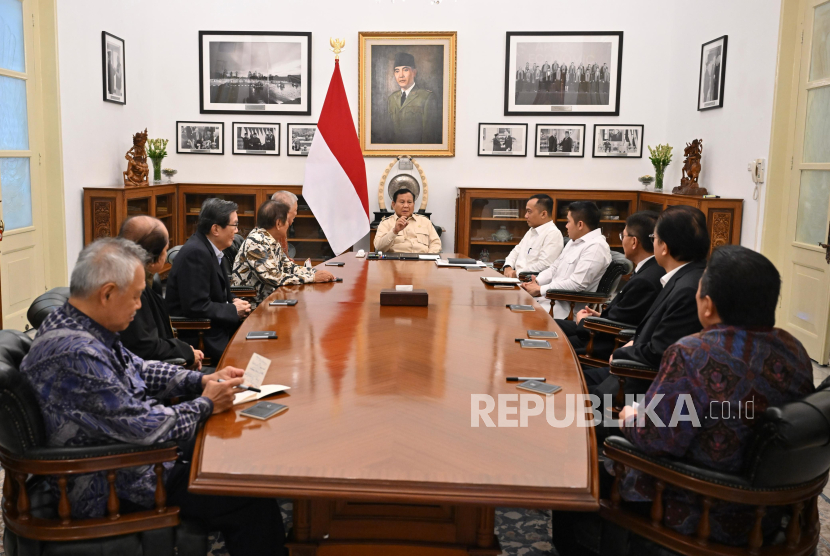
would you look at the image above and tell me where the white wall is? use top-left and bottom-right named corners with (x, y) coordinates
top-left (663, 0), bottom-right (782, 249)
top-left (56, 0), bottom-right (781, 268)
top-left (57, 0), bottom-right (156, 270)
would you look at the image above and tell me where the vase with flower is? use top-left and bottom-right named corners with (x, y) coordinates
top-left (146, 138), bottom-right (169, 184)
top-left (647, 144), bottom-right (673, 191)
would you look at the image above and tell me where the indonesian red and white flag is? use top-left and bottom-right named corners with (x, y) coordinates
top-left (303, 60), bottom-right (369, 255)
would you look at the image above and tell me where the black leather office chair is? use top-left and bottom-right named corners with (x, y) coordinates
top-left (541, 251), bottom-right (633, 320)
top-left (0, 330), bottom-right (209, 556)
top-left (222, 233), bottom-right (245, 265)
top-left (597, 387), bottom-right (830, 556)
top-left (166, 245), bottom-right (183, 265)
top-left (26, 288), bottom-right (70, 330)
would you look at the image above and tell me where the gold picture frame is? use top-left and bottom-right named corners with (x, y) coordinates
top-left (358, 31), bottom-right (457, 157)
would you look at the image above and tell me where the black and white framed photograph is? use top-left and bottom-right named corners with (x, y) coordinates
top-left (698, 35), bottom-right (728, 111)
top-left (232, 122), bottom-right (279, 155)
top-left (592, 125), bottom-right (643, 158)
top-left (199, 31), bottom-right (311, 115)
top-left (504, 31), bottom-right (623, 116)
top-left (176, 121), bottom-right (224, 154)
top-left (287, 123), bottom-right (317, 156)
top-left (534, 124), bottom-right (585, 157)
top-left (478, 124), bottom-right (528, 157)
top-left (101, 31), bottom-right (126, 104)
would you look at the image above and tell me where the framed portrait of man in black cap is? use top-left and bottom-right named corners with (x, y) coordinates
top-left (359, 32), bottom-right (457, 157)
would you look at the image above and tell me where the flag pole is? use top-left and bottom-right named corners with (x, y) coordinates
top-left (329, 38), bottom-right (345, 61)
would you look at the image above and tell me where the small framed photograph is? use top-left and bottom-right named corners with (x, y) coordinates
top-left (504, 31), bottom-right (623, 116)
top-left (534, 124), bottom-right (585, 157)
top-left (177, 121), bottom-right (224, 155)
top-left (199, 31), bottom-right (312, 115)
top-left (478, 124), bottom-right (528, 157)
top-left (232, 122), bottom-right (279, 155)
top-left (286, 123), bottom-right (317, 156)
top-left (698, 35), bottom-right (727, 111)
top-left (101, 32), bottom-right (126, 104)
top-left (592, 125), bottom-right (643, 158)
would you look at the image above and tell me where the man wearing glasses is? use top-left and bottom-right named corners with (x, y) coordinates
top-left (555, 211), bottom-right (664, 360)
top-left (167, 198), bottom-right (252, 362)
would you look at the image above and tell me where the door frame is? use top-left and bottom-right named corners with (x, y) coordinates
top-left (0, 0), bottom-right (67, 329)
top-left (762, 0), bottom-right (830, 362)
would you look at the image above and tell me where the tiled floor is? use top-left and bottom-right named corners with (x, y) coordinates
top-left (3, 359), bottom-right (829, 556)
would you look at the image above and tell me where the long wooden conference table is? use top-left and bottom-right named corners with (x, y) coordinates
top-left (190, 254), bottom-right (599, 556)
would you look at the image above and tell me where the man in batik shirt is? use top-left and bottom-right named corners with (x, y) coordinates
top-left (21, 238), bottom-right (284, 556)
top-left (616, 246), bottom-right (814, 545)
top-left (231, 200), bottom-right (334, 308)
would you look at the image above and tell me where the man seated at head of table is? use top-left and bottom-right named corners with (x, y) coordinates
top-left (520, 201), bottom-right (611, 319)
top-left (555, 211), bottom-right (664, 360)
top-left (373, 188), bottom-right (442, 254)
top-left (20, 238), bottom-right (285, 556)
top-left (501, 194), bottom-right (564, 279)
top-left (117, 215), bottom-right (204, 369)
top-left (166, 198), bottom-right (251, 363)
top-left (584, 205), bottom-right (710, 401)
top-left (231, 200), bottom-right (335, 309)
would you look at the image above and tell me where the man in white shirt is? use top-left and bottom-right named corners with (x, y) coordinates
top-left (502, 194), bottom-right (563, 278)
top-left (520, 201), bottom-right (611, 319)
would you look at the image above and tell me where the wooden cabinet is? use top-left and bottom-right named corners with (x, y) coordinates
top-left (638, 190), bottom-right (742, 252)
top-left (83, 183), bottom-right (345, 262)
top-left (84, 184), bottom-right (178, 247)
top-left (455, 188), bottom-right (743, 260)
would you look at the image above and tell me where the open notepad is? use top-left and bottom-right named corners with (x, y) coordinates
top-left (232, 352), bottom-right (290, 405)
top-left (233, 384), bottom-right (291, 405)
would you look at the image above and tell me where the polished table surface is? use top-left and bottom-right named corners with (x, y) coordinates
top-left (190, 254), bottom-right (599, 511)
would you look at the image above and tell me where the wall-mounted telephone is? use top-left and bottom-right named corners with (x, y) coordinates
top-left (748, 159), bottom-right (766, 184)
top-left (747, 158), bottom-right (766, 200)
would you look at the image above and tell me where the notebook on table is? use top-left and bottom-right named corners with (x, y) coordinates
top-left (481, 276), bottom-right (521, 285)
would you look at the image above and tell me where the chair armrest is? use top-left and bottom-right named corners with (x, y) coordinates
top-left (609, 359), bottom-right (658, 381)
top-left (618, 329), bottom-right (636, 340)
top-left (169, 316), bottom-right (211, 330)
top-left (493, 259), bottom-right (506, 271)
top-left (518, 271), bottom-right (539, 282)
top-left (2, 441), bottom-right (180, 476)
top-left (544, 290), bottom-right (612, 304)
top-left (230, 286), bottom-right (257, 299)
top-left (582, 317), bottom-right (637, 334)
top-left (602, 436), bottom-right (827, 505)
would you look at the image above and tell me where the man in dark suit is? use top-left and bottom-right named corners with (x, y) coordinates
top-left (583, 205), bottom-right (711, 401)
top-left (167, 198), bottom-right (251, 362)
top-left (556, 211), bottom-right (664, 360)
top-left (559, 130), bottom-right (574, 153)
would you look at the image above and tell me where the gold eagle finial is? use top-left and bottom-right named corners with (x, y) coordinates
top-left (329, 38), bottom-right (345, 60)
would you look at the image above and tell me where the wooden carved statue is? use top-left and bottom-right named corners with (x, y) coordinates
top-left (673, 139), bottom-right (709, 196)
top-left (123, 128), bottom-right (149, 188)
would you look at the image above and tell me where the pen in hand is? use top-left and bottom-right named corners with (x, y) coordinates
top-left (216, 379), bottom-right (261, 393)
